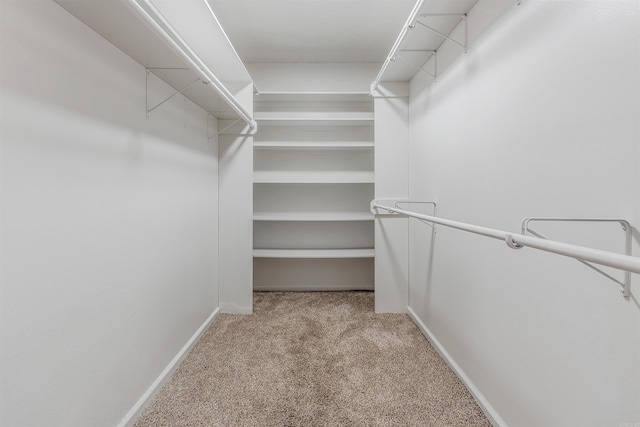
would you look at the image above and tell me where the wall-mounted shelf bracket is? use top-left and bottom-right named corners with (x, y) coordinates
top-left (146, 68), bottom-right (200, 118)
top-left (206, 117), bottom-right (258, 141)
top-left (521, 217), bottom-right (633, 298)
top-left (207, 113), bottom-right (217, 142)
top-left (395, 50), bottom-right (437, 80)
top-left (416, 14), bottom-right (468, 53)
top-left (218, 118), bottom-right (257, 136)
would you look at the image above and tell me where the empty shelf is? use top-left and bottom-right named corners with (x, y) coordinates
top-left (255, 111), bottom-right (373, 121)
top-left (253, 212), bottom-right (374, 221)
top-left (253, 141), bottom-right (374, 150)
top-left (252, 249), bottom-right (375, 258)
top-left (253, 171), bottom-right (375, 184)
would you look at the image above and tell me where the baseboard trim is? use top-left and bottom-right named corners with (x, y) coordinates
top-left (407, 307), bottom-right (506, 427)
top-left (117, 307), bottom-right (221, 427)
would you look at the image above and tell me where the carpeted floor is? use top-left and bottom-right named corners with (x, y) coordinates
top-left (135, 292), bottom-right (490, 426)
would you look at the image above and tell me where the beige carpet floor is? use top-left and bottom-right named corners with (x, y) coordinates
top-left (135, 292), bottom-right (490, 426)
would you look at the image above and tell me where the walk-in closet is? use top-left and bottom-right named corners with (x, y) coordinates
top-left (1, 0), bottom-right (639, 426)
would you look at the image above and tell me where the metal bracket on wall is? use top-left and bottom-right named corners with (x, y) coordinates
top-left (521, 218), bottom-right (633, 298)
top-left (395, 50), bottom-right (437, 81)
top-left (146, 68), bottom-right (200, 118)
top-left (396, 201), bottom-right (438, 228)
top-left (416, 13), bottom-right (468, 53)
top-left (371, 200), bottom-right (438, 228)
top-left (207, 113), bottom-right (218, 142)
top-left (217, 118), bottom-right (257, 137)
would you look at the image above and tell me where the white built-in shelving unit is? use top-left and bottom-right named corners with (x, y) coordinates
top-left (253, 93), bottom-right (375, 291)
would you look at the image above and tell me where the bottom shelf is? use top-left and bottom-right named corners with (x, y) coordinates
top-left (252, 248), bottom-right (374, 258)
top-left (254, 257), bottom-right (374, 291)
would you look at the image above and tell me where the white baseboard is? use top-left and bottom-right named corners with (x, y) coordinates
top-left (220, 303), bottom-right (253, 314)
top-left (118, 308), bottom-right (221, 427)
top-left (407, 307), bottom-right (507, 427)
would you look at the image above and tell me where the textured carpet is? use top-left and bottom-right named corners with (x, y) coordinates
top-left (135, 292), bottom-right (490, 426)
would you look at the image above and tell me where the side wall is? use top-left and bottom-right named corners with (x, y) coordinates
top-left (219, 93), bottom-right (254, 314)
top-left (408, 0), bottom-right (640, 425)
top-left (373, 84), bottom-right (410, 313)
top-left (1, 2), bottom-right (219, 426)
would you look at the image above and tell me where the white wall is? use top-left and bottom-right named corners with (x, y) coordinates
top-left (408, 0), bottom-right (640, 425)
top-left (373, 83), bottom-right (410, 313)
top-left (247, 62), bottom-right (379, 93)
top-left (218, 88), bottom-right (254, 313)
top-left (1, 2), bottom-right (219, 426)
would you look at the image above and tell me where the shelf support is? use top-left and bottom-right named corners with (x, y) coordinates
top-left (207, 113), bottom-right (217, 142)
top-left (395, 51), bottom-right (437, 81)
top-left (521, 218), bottom-right (633, 298)
top-left (146, 68), bottom-right (201, 118)
top-left (218, 119), bottom-right (257, 136)
top-left (219, 118), bottom-right (242, 134)
top-left (415, 14), bottom-right (468, 53)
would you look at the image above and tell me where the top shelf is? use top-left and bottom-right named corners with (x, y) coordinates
top-left (255, 92), bottom-right (371, 103)
top-left (254, 111), bottom-right (374, 122)
top-left (371, 0), bottom-right (480, 89)
top-left (254, 141), bottom-right (374, 150)
top-left (54, 0), bottom-right (253, 121)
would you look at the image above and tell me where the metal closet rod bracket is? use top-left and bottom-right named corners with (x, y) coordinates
top-left (370, 199), bottom-right (438, 228)
top-left (416, 13), bottom-right (468, 54)
top-left (146, 68), bottom-right (204, 118)
top-left (521, 217), bottom-right (633, 298)
top-left (393, 50), bottom-right (437, 81)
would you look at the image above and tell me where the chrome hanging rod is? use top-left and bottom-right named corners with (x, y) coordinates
top-left (371, 201), bottom-right (636, 297)
top-left (124, 0), bottom-right (257, 128)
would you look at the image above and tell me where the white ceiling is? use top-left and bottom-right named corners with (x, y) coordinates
top-left (207, 0), bottom-right (416, 64)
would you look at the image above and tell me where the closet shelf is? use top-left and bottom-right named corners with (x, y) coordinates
top-left (54, 0), bottom-right (254, 123)
top-left (253, 212), bottom-right (374, 222)
top-left (253, 141), bottom-right (374, 150)
top-left (252, 92), bottom-right (375, 291)
top-left (370, 0), bottom-right (480, 91)
top-left (255, 111), bottom-right (373, 120)
top-left (253, 171), bottom-right (375, 184)
top-left (253, 249), bottom-right (375, 259)
top-left (254, 112), bottom-right (373, 127)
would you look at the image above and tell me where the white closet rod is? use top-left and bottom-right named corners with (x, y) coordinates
top-left (124, 0), bottom-right (257, 128)
top-left (371, 0), bottom-right (426, 92)
top-left (371, 201), bottom-right (637, 297)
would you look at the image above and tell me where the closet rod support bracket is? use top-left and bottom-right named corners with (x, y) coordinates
top-left (521, 217), bottom-right (633, 298)
top-left (505, 234), bottom-right (523, 249)
top-left (146, 69), bottom-right (201, 118)
top-left (416, 14), bottom-right (468, 53)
